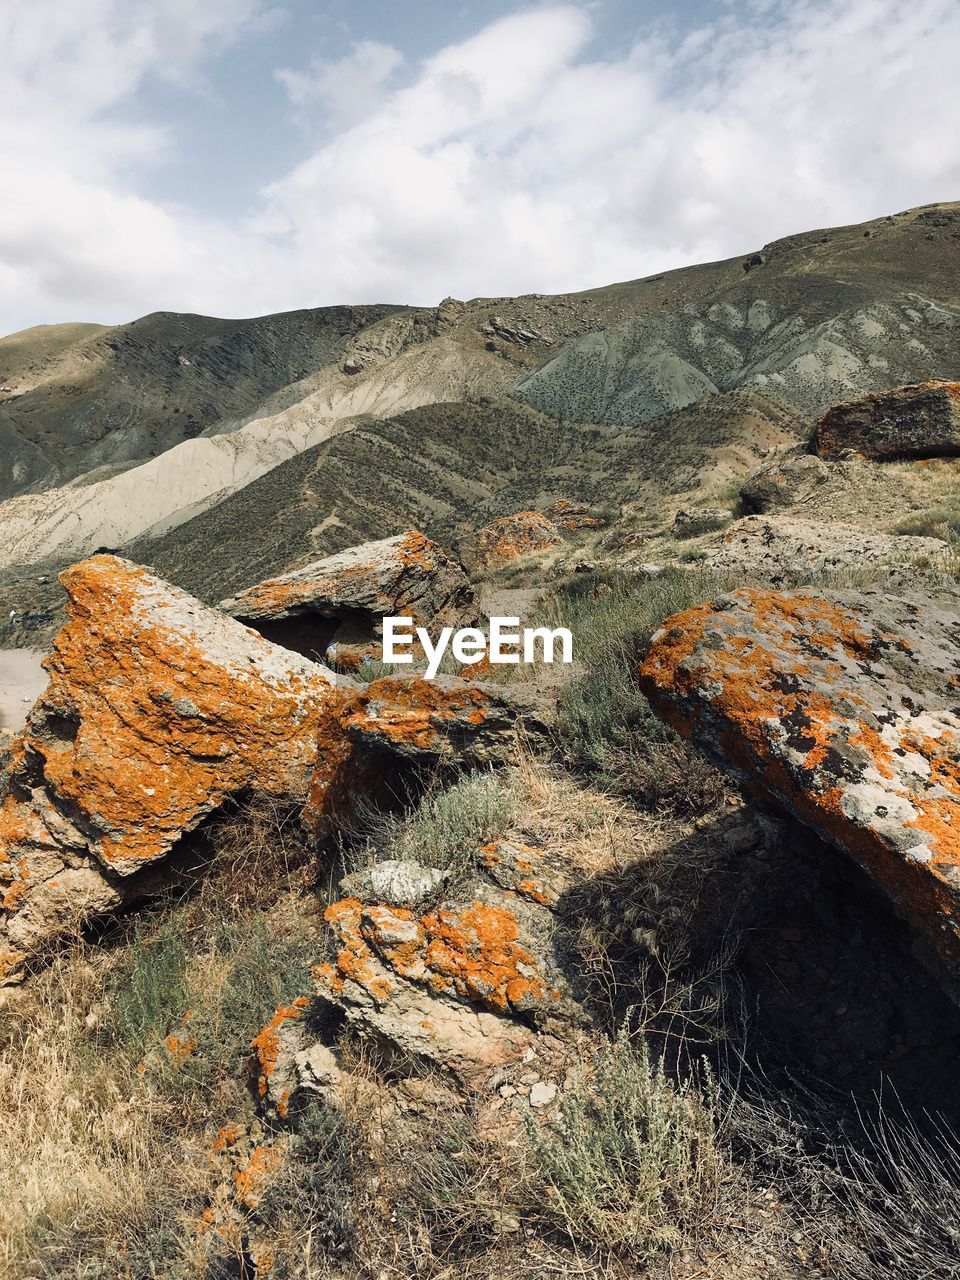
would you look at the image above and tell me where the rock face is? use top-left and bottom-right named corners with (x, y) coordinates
top-left (221, 531), bottom-right (476, 671)
top-left (707, 515), bottom-right (949, 580)
top-left (740, 453), bottom-right (831, 513)
top-left (305, 673), bottom-right (546, 837)
top-left (817, 380), bottom-right (960, 461)
top-left (672, 507), bottom-right (734, 538)
top-left (0, 555), bottom-right (340, 984)
top-left (313, 870), bottom-right (574, 1082)
top-left (474, 512), bottom-right (563, 566)
top-left (638, 588), bottom-right (960, 977)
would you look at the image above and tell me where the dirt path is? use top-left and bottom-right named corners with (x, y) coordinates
top-left (0, 649), bottom-right (47, 733)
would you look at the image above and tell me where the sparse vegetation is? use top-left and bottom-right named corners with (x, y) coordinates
top-left (546, 568), bottom-right (729, 814)
top-left (527, 1033), bottom-right (721, 1257)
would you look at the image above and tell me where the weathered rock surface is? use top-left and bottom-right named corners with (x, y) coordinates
top-left (473, 511), bottom-right (563, 566)
top-left (544, 498), bottom-right (602, 533)
top-left (740, 453), bottom-right (831, 513)
top-left (221, 531), bottom-right (476, 671)
top-left (0, 555), bottom-right (340, 983)
top-left (638, 588), bottom-right (960, 976)
top-left (706, 515), bottom-right (949, 580)
top-left (313, 877), bottom-right (573, 1082)
top-left (305, 673), bottom-right (547, 837)
top-left (817, 379), bottom-right (960, 460)
top-left (672, 507), bottom-right (734, 538)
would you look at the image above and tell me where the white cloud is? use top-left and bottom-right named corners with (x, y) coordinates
top-left (2, 0), bottom-right (959, 332)
top-left (276, 41), bottom-right (405, 127)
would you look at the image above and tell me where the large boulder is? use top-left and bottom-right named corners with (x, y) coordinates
top-left (220, 531), bottom-right (476, 671)
top-left (817, 380), bottom-right (960, 461)
top-left (0, 555), bottom-right (340, 983)
top-left (740, 453), bottom-right (831, 513)
top-left (638, 588), bottom-right (960, 979)
top-left (473, 512), bottom-right (563, 567)
top-left (0, 558), bottom-right (539, 985)
top-left (706, 515), bottom-right (949, 580)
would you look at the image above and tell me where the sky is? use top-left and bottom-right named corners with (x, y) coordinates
top-left (1, 0), bottom-right (959, 334)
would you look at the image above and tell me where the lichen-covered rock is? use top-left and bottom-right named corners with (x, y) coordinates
top-left (545, 498), bottom-right (602, 533)
top-left (817, 380), bottom-right (960, 460)
top-left (706, 515), bottom-right (949, 580)
top-left (220, 530), bottom-right (476, 670)
top-left (474, 511), bottom-right (563, 566)
top-left (0, 554), bottom-right (340, 983)
top-left (314, 883), bottom-right (570, 1081)
top-left (740, 453), bottom-right (831, 513)
top-left (638, 588), bottom-right (960, 977)
top-left (672, 507), bottom-right (734, 538)
top-left (304, 673), bottom-right (546, 837)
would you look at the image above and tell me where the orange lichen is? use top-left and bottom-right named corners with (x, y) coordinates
top-left (212, 1122), bottom-right (243, 1153)
top-left (8, 556), bottom-right (334, 872)
top-left (319, 896), bottom-right (551, 1014)
top-left (233, 1143), bottom-right (282, 1209)
top-left (250, 996), bottom-right (310, 1101)
top-left (163, 1031), bottom-right (197, 1065)
top-left (639, 587), bottom-right (960, 964)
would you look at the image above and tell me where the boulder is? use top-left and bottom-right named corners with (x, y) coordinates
top-left (221, 531), bottom-right (476, 671)
top-left (474, 512), bottom-right (563, 566)
top-left (544, 498), bottom-right (602, 533)
top-left (304, 673), bottom-right (547, 837)
top-left (314, 882), bottom-right (571, 1082)
top-left (672, 507), bottom-right (734, 538)
top-left (707, 515), bottom-right (949, 580)
top-left (740, 453), bottom-right (831, 513)
top-left (817, 380), bottom-right (960, 461)
top-left (0, 555), bottom-right (340, 983)
top-left (638, 588), bottom-right (960, 978)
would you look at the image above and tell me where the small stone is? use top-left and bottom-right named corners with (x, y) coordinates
top-left (529, 1081), bottom-right (557, 1108)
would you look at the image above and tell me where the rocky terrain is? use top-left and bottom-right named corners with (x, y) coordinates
top-left (1, 203), bottom-right (959, 1280)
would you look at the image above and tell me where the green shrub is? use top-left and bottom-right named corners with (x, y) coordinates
top-left (110, 914), bottom-right (191, 1057)
top-left (526, 1033), bottom-right (720, 1257)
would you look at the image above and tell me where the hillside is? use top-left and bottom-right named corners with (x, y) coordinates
top-left (0, 202), bottom-right (955, 585)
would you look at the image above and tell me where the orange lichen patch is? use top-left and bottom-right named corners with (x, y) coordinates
top-left (320, 898), bottom-right (394, 1000)
top-left (475, 512), bottom-right (563, 565)
top-left (639, 587), bottom-right (960, 966)
top-left (348, 676), bottom-right (490, 748)
top-left (233, 1143), bottom-right (282, 1210)
top-left (212, 1122), bottom-right (243, 1153)
top-left (546, 499), bottom-right (603, 533)
top-left (420, 902), bottom-right (548, 1012)
top-left (163, 1030), bottom-right (197, 1066)
top-left (10, 556), bottom-right (334, 872)
top-left (1, 859), bottom-right (29, 911)
top-left (250, 996), bottom-right (310, 1099)
top-left (319, 896), bottom-right (551, 1014)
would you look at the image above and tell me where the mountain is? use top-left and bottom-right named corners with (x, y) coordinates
top-left (0, 200), bottom-right (957, 607)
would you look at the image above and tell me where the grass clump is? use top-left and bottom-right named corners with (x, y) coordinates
top-left (527, 1032), bottom-right (720, 1258)
top-left (547, 569), bottom-right (728, 814)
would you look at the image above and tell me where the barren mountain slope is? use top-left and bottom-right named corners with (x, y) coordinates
top-left (0, 202), bottom-right (955, 579)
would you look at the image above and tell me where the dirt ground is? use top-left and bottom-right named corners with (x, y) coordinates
top-left (0, 649), bottom-right (47, 732)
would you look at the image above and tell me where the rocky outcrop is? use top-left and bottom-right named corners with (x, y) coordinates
top-left (0, 555), bottom-right (340, 983)
top-left (672, 507), bottom-right (733, 538)
top-left (707, 515), bottom-right (949, 580)
top-left (0, 557), bottom-right (536, 984)
top-left (221, 531), bottom-right (476, 672)
top-left (638, 588), bottom-right (960, 978)
top-left (305, 673), bottom-right (547, 837)
top-left (474, 512), bottom-right (563, 566)
top-left (740, 453), bottom-right (831, 513)
top-left (817, 380), bottom-right (960, 460)
top-left (545, 498), bottom-right (602, 533)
